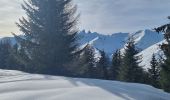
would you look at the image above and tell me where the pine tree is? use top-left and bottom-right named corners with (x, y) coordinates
top-left (0, 40), bottom-right (11, 69)
top-left (96, 50), bottom-right (109, 79)
top-left (148, 54), bottom-right (160, 88)
top-left (14, 0), bottom-right (79, 75)
top-left (5, 44), bottom-right (19, 70)
top-left (13, 44), bottom-right (33, 72)
top-left (118, 37), bottom-right (144, 83)
top-left (0, 39), bottom-right (20, 70)
top-left (111, 49), bottom-right (121, 80)
top-left (67, 44), bottom-right (97, 78)
top-left (79, 44), bottom-right (96, 78)
top-left (155, 17), bottom-right (170, 92)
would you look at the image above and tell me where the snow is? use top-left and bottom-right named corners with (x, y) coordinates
top-left (137, 41), bottom-right (164, 69)
top-left (79, 31), bottom-right (129, 55)
top-left (0, 29), bottom-right (165, 69)
top-left (79, 29), bottom-right (163, 54)
top-left (0, 69), bottom-right (170, 100)
top-left (132, 29), bottom-right (164, 50)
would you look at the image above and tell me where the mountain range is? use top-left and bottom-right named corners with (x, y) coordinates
top-left (79, 29), bottom-right (164, 69)
top-left (0, 29), bottom-right (165, 69)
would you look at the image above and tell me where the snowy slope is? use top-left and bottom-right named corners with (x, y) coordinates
top-left (79, 29), bottom-right (163, 54)
top-left (1, 29), bottom-right (163, 54)
top-left (1, 29), bottom-right (164, 68)
top-left (132, 29), bottom-right (164, 50)
top-left (79, 30), bottom-right (164, 68)
top-left (0, 69), bottom-right (170, 100)
top-left (137, 41), bottom-right (164, 69)
top-left (79, 30), bottom-right (129, 55)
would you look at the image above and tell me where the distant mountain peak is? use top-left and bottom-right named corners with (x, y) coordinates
top-left (1, 29), bottom-right (165, 68)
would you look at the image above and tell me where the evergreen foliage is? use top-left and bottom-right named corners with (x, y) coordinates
top-left (96, 50), bottom-right (109, 79)
top-left (118, 37), bottom-right (144, 83)
top-left (155, 17), bottom-right (170, 92)
top-left (79, 44), bottom-right (96, 78)
top-left (111, 49), bottom-right (121, 80)
top-left (14, 0), bottom-right (79, 75)
top-left (0, 40), bottom-right (20, 70)
top-left (148, 54), bottom-right (160, 88)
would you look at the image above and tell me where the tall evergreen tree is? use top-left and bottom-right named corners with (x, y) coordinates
top-left (80, 45), bottom-right (96, 78)
top-left (0, 40), bottom-right (11, 69)
top-left (0, 40), bottom-right (20, 70)
top-left (118, 37), bottom-right (144, 83)
top-left (14, 0), bottom-right (79, 75)
top-left (148, 54), bottom-right (160, 88)
top-left (96, 50), bottom-right (109, 79)
top-left (155, 17), bottom-right (170, 92)
top-left (111, 49), bottom-right (121, 80)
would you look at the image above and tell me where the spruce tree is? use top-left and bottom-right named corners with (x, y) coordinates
top-left (0, 40), bottom-right (11, 69)
top-left (118, 37), bottom-right (144, 83)
top-left (111, 49), bottom-right (121, 80)
top-left (155, 17), bottom-right (170, 92)
top-left (14, 0), bottom-right (79, 75)
top-left (96, 50), bottom-right (109, 79)
top-left (79, 44), bottom-right (96, 78)
top-left (84, 45), bottom-right (96, 78)
top-left (0, 40), bottom-right (20, 70)
top-left (148, 54), bottom-right (160, 88)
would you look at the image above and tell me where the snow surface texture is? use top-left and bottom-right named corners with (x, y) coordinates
top-left (0, 69), bottom-right (170, 100)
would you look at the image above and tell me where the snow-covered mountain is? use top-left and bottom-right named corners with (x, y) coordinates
top-left (79, 30), bottom-right (129, 55)
top-left (132, 29), bottom-right (164, 50)
top-left (0, 69), bottom-right (169, 100)
top-left (79, 29), bottom-right (164, 68)
top-left (137, 41), bottom-right (164, 69)
top-left (79, 29), bottom-right (163, 53)
top-left (0, 29), bottom-right (164, 68)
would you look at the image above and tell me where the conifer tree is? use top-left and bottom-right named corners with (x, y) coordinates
top-left (0, 40), bottom-right (20, 70)
top-left (118, 37), bottom-right (144, 83)
top-left (148, 54), bottom-right (160, 88)
top-left (81, 45), bottom-right (96, 78)
top-left (0, 40), bottom-right (11, 69)
top-left (14, 0), bottom-right (79, 75)
top-left (96, 50), bottom-right (109, 79)
top-left (155, 17), bottom-right (170, 92)
top-left (111, 49), bottom-right (121, 80)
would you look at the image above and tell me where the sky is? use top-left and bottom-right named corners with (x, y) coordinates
top-left (0, 0), bottom-right (170, 37)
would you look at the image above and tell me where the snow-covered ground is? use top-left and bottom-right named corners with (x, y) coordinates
top-left (0, 69), bottom-right (169, 100)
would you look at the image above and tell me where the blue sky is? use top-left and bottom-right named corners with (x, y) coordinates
top-left (0, 0), bottom-right (170, 36)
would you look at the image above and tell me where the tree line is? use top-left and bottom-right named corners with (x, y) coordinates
top-left (0, 0), bottom-right (169, 93)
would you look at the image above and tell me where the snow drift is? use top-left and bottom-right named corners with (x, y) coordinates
top-left (0, 69), bottom-right (169, 100)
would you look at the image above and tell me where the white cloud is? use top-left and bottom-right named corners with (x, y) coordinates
top-left (75, 0), bottom-right (170, 34)
top-left (0, 0), bottom-right (170, 37)
top-left (0, 0), bottom-right (24, 37)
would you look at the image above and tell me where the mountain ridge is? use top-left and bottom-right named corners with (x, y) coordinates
top-left (0, 29), bottom-right (164, 68)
